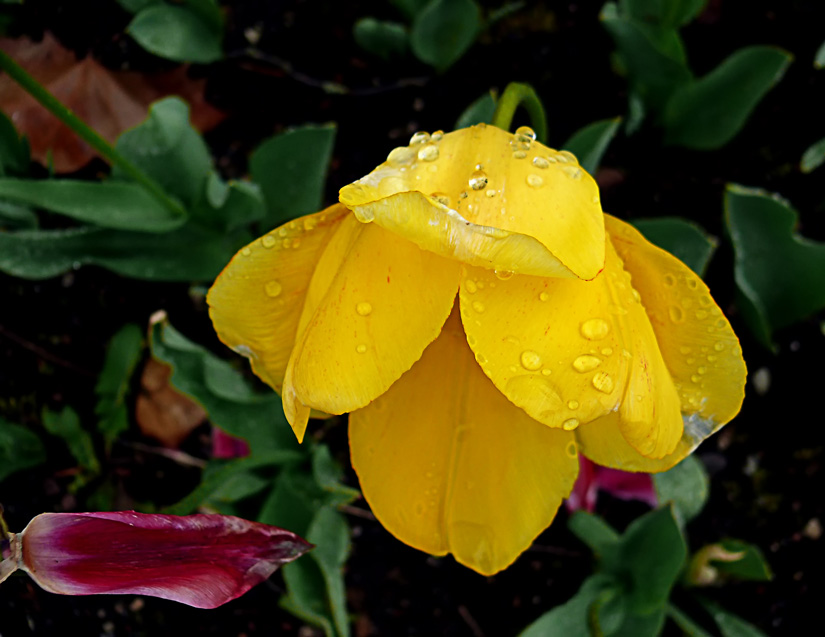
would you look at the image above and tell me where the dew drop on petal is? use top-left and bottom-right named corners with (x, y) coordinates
top-left (580, 318), bottom-right (610, 340)
top-left (566, 441), bottom-right (578, 458)
top-left (431, 130), bottom-right (444, 141)
top-left (387, 146), bottom-right (416, 165)
top-left (303, 218), bottom-right (317, 231)
top-left (562, 166), bottom-right (582, 179)
top-left (664, 274), bottom-right (676, 287)
top-left (532, 156), bottom-right (550, 169)
top-left (669, 306), bottom-right (685, 323)
top-left (241, 247), bottom-right (252, 257)
top-left (573, 355), bottom-right (601, 372)
top-left (494, 269), bottom-right (514, 280)
top-left (515, 126), bottom-right (536, 143)
top-left (592, 371), bottom-right (614, 393)
top-left (475, 352), bottom-right (488, 365)
top-left (526, 174), bottom-right (544, 188)
top-left (291, 238), bottom-right (301, 249)
top-left (430, 192), bottom-right (451, 207)
top-left (264, 280), bottom-right (282, 298)
top-left (485, 189), bottom-right (497, 198)
top-left (714, 341), bottom-right (726, 352)
top-left (354, 208), bottom-right (375, 223)
top-left (520, 350), bottom-right (543, 371)
top-left (464, 279), bottom-right (478, 294)
top-left (356, 301), bottom-right (373, 316)
top-left (567, 400), bottom-right (579, 410)
top-left (418, 144), bottom-right (439, 161)
top-left (262, 235), bottom-right (277, 248)
top-left (469, 169), bottom-right (488, 190)
top-left (563, 418), bottom-right (579, 431)
top-left (356, 344), bottom-right (368, 354)
top-left (472, 300), bottom-right (485, 313)
top-left (539, 291), bottom-right (549, 302)
top-left (410, 131), bottom-right (430, 145)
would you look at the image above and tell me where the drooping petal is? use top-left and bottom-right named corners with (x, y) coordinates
top-left (605, 215), bottom-right (746, 430)
top-left (15, 512), bottom-right (310, 608)
top-left (285, 214), bottom-right (460, 434)
top-left (339, 124), bottom-right (605, 280)
top-left (460, 237), bottom-right (683, 459)
top-left (207, 204), bottom-right (349, 392)
top-left (349, 310), bottom-right (578, 576)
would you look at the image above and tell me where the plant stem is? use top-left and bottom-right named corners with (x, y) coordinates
top-left (0, 49), bottom-right (186, 217)
top-left (490, 82), bottom-right (548, 143)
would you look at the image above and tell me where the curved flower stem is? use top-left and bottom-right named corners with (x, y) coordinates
top-left (0, 49), bottom-right (186, 217)
top-left (490, 82), bottom-right (548, 143)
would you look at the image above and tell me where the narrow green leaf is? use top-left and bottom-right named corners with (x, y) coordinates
top-left (666, 603), bottom-right (716, 637)
top-left (281, 559), bottom-right (337, 637)
top-left (42, 406), bottom-right (101, 479)
top-left (563, 117), bottom-right (622, 174)
top-left (699, 599), bottom-right (770, 637)
top-left (652, 455), bottom-right (709, 527)
top-left (455, 91), bottom-right (497, 129)
top-left (632, 217), bottom-right (718, 276)
top-left (0, 201), bottom-right (37, 229)
top-left (568, 510), bottom-right (621, 556)
top-left (0, 178), bottom-right (186, 232)
top-left (0, 110), bottom-right (29, 176)
top-left (712, 539), bottom-right (773, 581)
top-left (127, 4), bottom-right (223, 63)
top-left (0, 418), bottom-right (46, 482)
top-left (518, 575), bottom-right (616, 637)
top-left (114, 97), bottom-right (212, 206)
top-left (353, 18), bottom-right (408, 60)
top-left (95, 324), bottom-right (144, 450)
top-left (800, 136), bottom-right (825, 173)
top-left (312, 444), bottom-right (360, 504)
top-left (725, 184), bottom-right (825, 347)
top-left (306, 507), bottom-right (352, 637)
top-left (249, 124), bottom-right (336, 229)
top-left (410, 0), bottom-right (481, 71)
top-left (664, 46), bottom-right (792, 149)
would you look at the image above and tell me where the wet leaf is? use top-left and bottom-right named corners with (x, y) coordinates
top-left (0, 417), bottom-right (46, 482)
top-left (632, 217), bottom-right (717, 276)
top-left (249, 124), bottom-right (336, 229)
top-left (663, 46), bottom-right (792, 149)
top-left (127, 3), bottom-right (223, 64)
top-left (800, 136), bottom-right (825, 173)
top-left (725, 184), bottom-right (825, 347)
top-left (563, 117), bottom-right (622, 174)
top-left (455, 91), bottom-right (496, 129)
top-left (0, 200), bottom-right (37, 229)
top-left (96, 324), bottom-right (144, 450)
top-left (410, 0), bottom-right (481, 71)
top-left (652, 455), bottom-right (709, 527)
top-left (353, 18), bottom-right (408, 60)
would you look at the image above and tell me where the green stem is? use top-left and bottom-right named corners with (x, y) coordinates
top-left (0, 49), bottom-right (186, 217)
top-left (490, 82), bottom-right (548, 143)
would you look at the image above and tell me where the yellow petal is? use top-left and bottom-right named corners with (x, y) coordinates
top-left (460, 237), bottom-right (683, 459)
top-left (349, 311), bottom-right (578, 575)
top-left (605, 215), bottom-right (746, 431)
top-left (207, 204), bottom-right (349, 392)
top-left (339, 125), bottom-right (605, 280)
top-left (287, 214), bottom-right (460, 421)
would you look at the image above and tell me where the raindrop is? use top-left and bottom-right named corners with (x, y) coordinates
top-left (495, 269), bottom-right (514, 280)
top-left (475, 352), bottom-right (487, 365)
top-left (354, 208), bottom-right (375, 223)
top-left (539, 291), bottom-right (549, 302)
top-left (512, 150), bottom-right (527, 159)
top-left (566, 441), bottom-right (578, 458)
top-left (262, 235), bottom-right (277, 248)
top-left (573, 355), bottom-right (601, 372)
top-left (278, 227), bottom-right (289, 237)
top-left (303, 218), bottom-right (317, 231)
top-left (520, 350), bottom-right (543, 371)
top-left (592, 371), bottom-right (614, 393)
top-left (541, 369), bottom-right (552, 376)
top-left (690, 374), bottom-right (701, 383)
top-left (464, 279), bottom-right (478, 294)
top-left (431, 192), bottom-right (451, 207)
top-left (601, 347), bottom-right (613, 356)
top-left (697, 366), bottom-right (707, 374)
top-left (282, 238), bottom-right (292, 249)
top-left (563, 418), bottom-right (579, 431)
top-left (472, 300), bottom-right (485, 313)
top-left (291, 238), bottom-right (301, 249)
top-left (387, 146), bottom-right (415, 165)
top-left (663, 274), bottom-right (676, 287)
top-left (515, 126), bottom-right (536, 143)
top-left (469, 169), bottom-right (488, 190)
top-left (356, 344), bottom-right (368, 354)
top-left (695, 309), bottom-right (708, 320)
top-left (567, 400), bottom-right (579, 410)
top-left (557, 150), bottom-right (578, 164)
top-left (526, 174), bottom-right (544, 188)
top-left (532, 156), bottom-right (551, 169)
top-left (410, 131), bottom-right (430, 145)
top-left (241, 247), bottom-right (252, 256)
top-left (264, 280), bottom-right (282, 298)
top-left (485, 189), bottom-right (497, 198)
top-left (431, 130), bottom-right (444, 141)
top-left (580, 318), bottom-right (610, 340)
top-left (356, 301), bottom-right (373, 316)
top-left (418, 144), bottom-right (439, 161)
top-left (562, 166), bottom-right (582, 179)
top-left (669, 306), bottom-right (685, 322)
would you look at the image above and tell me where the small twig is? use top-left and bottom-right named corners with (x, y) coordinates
top-left (458, 605), bottom-right (485, 637)
top-left (119, 441), bottom-right (208, 469)
top-left (338, 503), bottom-right (376, 521)
top-left (0, 324), bottom-right (95, 377)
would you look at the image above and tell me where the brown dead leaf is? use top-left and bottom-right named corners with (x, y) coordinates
top-left (135, 358), bottom-right (206, 448)
top-left (0, 32), bottom-right (224, 173)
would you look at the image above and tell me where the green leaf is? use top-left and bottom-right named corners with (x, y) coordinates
top-left (206, 470), bottom-right (271, 505)
top-left (306, 507), bottom-right (352, 637)
top-left (800, 136), bottom-right (825, 173)
top-left (353, 17), bottom-right (408, 60)
top-left (0, 200), bottom-right (37, 229)
top-left (699, 599), bottom-right (770, 637)
top-left (390, 0), bottom-right (426, 20)
top-left (192, 175), bottom-right (266, 232)
top-left (611, 607), bottom-right (667, 637)
top-left (281, 559), bottom-right (337, 637)
top-left (0, 110), bottom-right (29, 176)
top-left (455, 91), bottom-right (497, 129)
top-left (116, 0), bottom-right (160, 13)
top-left (725, 184), bottom-right (825, 347)
top-left (666, 603), bottom-right (716, 637)
top-left (652, 455), bottom-right (709, 527)
top-left (0, 418), bottom-right (46, 482)
top-left (815, 39), bottom-right (825, 69)
top-left (150, 320), bottom-right (301, 454)
top-left (631, 217), bottom-right (718, 276)
top-left (518, 574), bottom-right (616, 637)
top-left (664, 46), bottom-right (792, 149)
top-left (712, 539), bottom-right (772, 581)
top-left (563, 117), bottom-right (622, 175)
top-left (114, 97), bottom-right (212, 206)
top-left (619, 0), bottom-right (707, 27)
top-left (0, 223), bottom-right (241, 281)
top-left (249, 124), bottom-right (336, 229)
top-left (592, 587), bottom-right (627, 635)
top-left (312, 444), bottom-right (360, 505)
top-left (95, 324), bottom-right (144, 450)
top-left (42, 406), bottom-right (101, 482)
top-left (410, 0), bottom-right (481, 71)
top-left (568, 510), bottom-right (621, 556)
top-left (0, 178), bottom-right (186, 232)
top-left (127, 4), bottom-right (223, 63)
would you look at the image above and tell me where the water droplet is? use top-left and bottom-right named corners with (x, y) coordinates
top-left (261, 235), bottom-right (276, 248)
top-left (515, 125), bottom-right (536, 143)
top-left (664, 274), bottom-right (676, 287)
top-left (472, 300), bottom-right (485, 313)
top-left (278, 227), bottom-right (288, 237)
top-left (430, 192), bottom-right (450, 207)
top-left (699, 296), bottom-right (712, 307)
top-left (562, 166), bottom-right (582, 179)
top-left (356, 344), bottom-right (368, 354)
top-left (464, 279), bottom-right (478, 294)
top-left (240, 247), bottom-right (252, 257)
top-left (356, 301), bottom-right (373, 316)
top-left (520, 350), bottom-right (543, 371)
top-left (690, 374), bottom-right (701, 383)
top-left (601, 347), bottom-right (613, 356)
top-left (557, 150), bottom-right (578, 164)
top-left (581, 318), bottom-right (610, 340)
top-left (632, 289), bottom-right (641, 302)
top-left (686, 278), bottom-right (699, 290)
top-left (566, 441), bottom-right (578, 458)
top-left (669, 306), bottom-right (685, 322)
top-left (697, 366), bottom-right (707, 374)
top-left (567, 400), bottom-right (579, 410)
top-left (573, 355), bottom-right (601, 372)
top-left (541, 369), bottom-right (552, 376)
top-left (680, 346), bottom-right (692, 355)
top-left (469, 169), bottom-right (488, 190)
top-left (387, 146), bottom-right (415, 165)
top-left (431, 130), bottom-right (444, 141)
top-left (495, 269), bottom-right (514, 280)
top-left (695, 309), bottom-right (708, 320)
top-left (539, 291), bottom-right (549, 302)
top-left (282, 238), bottom-right (292, 249)
top-left (563, 418), bottom-right (579, 431)
top-left (410, 131), bottom-right (430, 145)
top-left (592, 371), bottom-right (614, 393)
top-left (291, 238), bottom-right (301, 249)
top-left (532, 156), bottom-right (551, 169)
top-left (418, 144), bottom-right (439, 161)
top-left (526, 174), bottom-right (544, 188)
top-left (475, 352), bottom-right (487, 365)
top-left (264, 280), bottom-right (282, 298)
top-left (485, 189), bottom-right (497, 198)
top-left (354, 208), bottom-right (375, 223)
top-left (303, 218), bottom-right (317, 231)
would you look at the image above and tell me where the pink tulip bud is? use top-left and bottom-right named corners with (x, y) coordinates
top-left (566, 456), bottom-right (658, 513)
top-left (0, 511), bottom-right (311, 608)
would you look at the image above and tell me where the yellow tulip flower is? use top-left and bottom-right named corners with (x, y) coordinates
top-left (207, 124), bottom-right (746, 576)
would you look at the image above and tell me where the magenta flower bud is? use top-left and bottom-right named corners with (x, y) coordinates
top-left (566, 456), bottom-right (658, 513)
top-left (0, 511), bottom-right (311, 608)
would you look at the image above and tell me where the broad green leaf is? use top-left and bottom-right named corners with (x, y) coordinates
top-left (0, 223), bottom-right (241, 281)
top-left (666, 603), bottom-right (715, 637)
top-left (114, 97), bottom-right (212, 206)
top-left (611, 607), bottom-right (667, 637)
top-left (0, 201), bottom-right (37, 229)
top-left (0, 418), bottom-right (46, 482)
top-left (249, 124), bottom-right (336, 229)
top-left (518, 575), bottom-right (616, 637)
top-left (563, 117), bottom-right (622, 175)
top-left (712, 539), bottom-right (772, 581)
top-left (353, 18), bottom-right (408, 60)
top-left (281, 559), bottom-right (336, 637)
top-left (150, 320), bottom-right (299, 454)
top-left (568, 510), bottom-right (621, 556)
top-left (0, 110), bottom-right (29, 176)
top-left (815, 39), bottom-right (825, 69)
top-left (127, 4), bottom-right (223, 63)
top-left (410, 0), bottom-right (481, 71)
top-left (725, 184), bottom-right (825, 347)
top-left (455, 91), bottom-right (497, 129)
top-left (699, 599), bottom-right (770, 637)
top-left (192, 175), bottom-right (266, 232)
top-left (42, 406), bottom-right (101, 481)
top-left (601, 3), bottom-right (692, 111)
top-left (664, 46), bottom-right (792, 149)
top-left (306, 507), bottom-right (352, 637)
top-left (632, 217), bottom-right (718, 276)
top-left (652, 455), bottom-right (709, 527)
top-left (0, 178), bottom-right (185, 232)
top-left (800, 136), bottom-right (825, 173)
top-left (592, 587), bottom-right (627, 635)
top-left (619, 0), bottom-right (707, 27)
top-left (95, 324), bottom-right (144, 450)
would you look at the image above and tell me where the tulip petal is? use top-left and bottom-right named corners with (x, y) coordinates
top-left (18, 512), bottom-right (311, 608)
top-left (349, 311), bottom-right (578, 576)
top-left (605, 215), bottom-right (746, 429)
top-left (460, 233), bottom-right (684, 459)
top-left (207, 204), bottom-right (349, 392)
top-left (285, 214), bottom-right (460, 432)
top-left (339, 124), bottom-right (605, 280)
